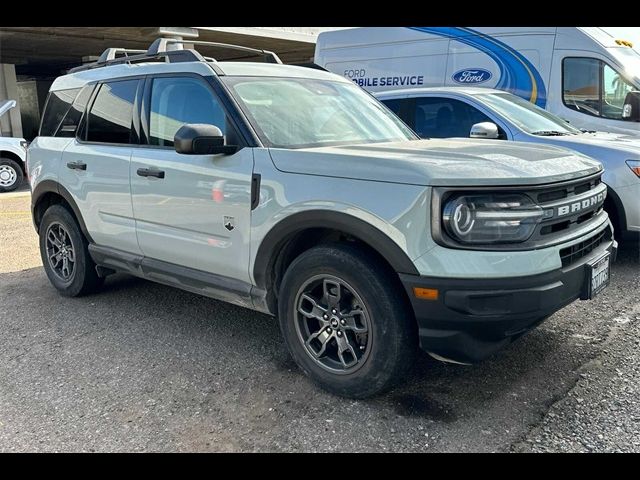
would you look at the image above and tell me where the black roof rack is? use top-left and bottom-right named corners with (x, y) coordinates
top-left (147, 38), bottom-right (283, 64)
top-left (69, 37), bottom-right (283, 73)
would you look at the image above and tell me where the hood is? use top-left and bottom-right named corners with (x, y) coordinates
top-left (268, 138), bottom-right (602, 187)
top-left (0, 100), bottom-right (17, 119)
top-left (546, 131), bottom-right (640, 155)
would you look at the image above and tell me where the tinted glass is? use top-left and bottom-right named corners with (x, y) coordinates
top-left (563, 58), bottom-right (601, 116)
top-left (149, 77), bottom-right (225, 147)
top-left (87, 80), bottom-right (138, 144)
top-left (40, 88), bottom-right (80, 136)
top-left (57, 85), bottom-right (94, 138)
top-left (414, 97), bottom-right (491, 138)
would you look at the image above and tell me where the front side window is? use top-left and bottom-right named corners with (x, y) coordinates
top-left (86, 79), bottom-right (139, 144)
top-left (223, 76), bottom-right (416, 149)
top-left (563, 57), bottom-right (638, 120)
top-left (40, 88), bottom-right (81, 137)
top-left (149, 77), bottom-right (226, 147)
top-left (413, 97), bottom-right (493, 138)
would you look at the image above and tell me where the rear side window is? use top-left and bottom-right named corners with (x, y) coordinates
top-left (87, 79), bottom-right (139, 144)
top-left (39, 88), bottom-right (81, 136)
top-left (57, 85), bottom-right (95, 138)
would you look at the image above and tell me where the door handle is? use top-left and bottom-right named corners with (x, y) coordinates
top-left (66, 161), bottom-right (87, 171)
top-left (137, 167), bottom-right (165, 179)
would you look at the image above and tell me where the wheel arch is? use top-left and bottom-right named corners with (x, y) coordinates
top-left (604, 186), bottom-right (627, 233)
top-left (253, 210), bottom-right (419, 313)
top-left (31, 180), bottom-right (93, 242)
top-left (0, 149), bottom-right (26, 172)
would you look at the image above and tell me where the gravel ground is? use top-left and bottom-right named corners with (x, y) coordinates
top-left (0, 192), bottom-right (638, 452)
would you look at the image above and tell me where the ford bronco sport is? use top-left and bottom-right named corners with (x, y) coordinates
top-left (28, 39), bottom-right (617, 398)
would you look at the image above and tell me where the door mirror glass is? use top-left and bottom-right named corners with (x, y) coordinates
top-left (622, 91), bottom-right (640, 122)
top-left (174, 123), bottom-right (237, 155)
top-left (470, 122), bottom-right (499, 139)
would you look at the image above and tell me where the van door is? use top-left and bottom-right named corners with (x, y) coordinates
top-left (60, 78), bottom-right (142, 255)
top-left (130, 74), bottom-right (254, 284)
top-left (549, 51), bottom-right (640, 134)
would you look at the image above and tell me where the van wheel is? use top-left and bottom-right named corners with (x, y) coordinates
top-left (39, 204), bottom-right (103, 297)
top-left (278, 243), bottom-right (417, 398)
top-left (0, 158), bottom-right (23, 192)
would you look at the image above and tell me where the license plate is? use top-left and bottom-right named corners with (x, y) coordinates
top-left (584, 252), bottom-right (610, 300)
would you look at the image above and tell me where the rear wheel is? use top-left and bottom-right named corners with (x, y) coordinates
top-left (0, 158), bottom-right (23, 192)
top-left (39, 204), bottom-right (103, 296)
top-left (278, 243), bottom-right (417, 398)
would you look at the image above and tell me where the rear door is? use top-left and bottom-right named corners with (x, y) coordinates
top-left (60, 78), bottom-right (143, 254)
top-left (130, 74), bottom-right (254, 283)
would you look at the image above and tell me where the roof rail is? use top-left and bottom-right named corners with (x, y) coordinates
top-left (68, 37), bottom-right (283, 74)
top-left (147, 38), bottom-right (283, 64)
top-left (97, 48), bottom-right (147, 63)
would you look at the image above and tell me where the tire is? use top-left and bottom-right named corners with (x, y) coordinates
top-left (39, 204), bottom-right (103, 297)
top-left (0, 158), bottom-right (24, 192)
top-left (278, 243), bottom-right (418, 398)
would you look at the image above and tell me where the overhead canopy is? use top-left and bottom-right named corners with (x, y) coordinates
top-left (0, 27), bottom-right (329, 76)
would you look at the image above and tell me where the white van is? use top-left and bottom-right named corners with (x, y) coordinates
top-left (315, 27), bottom-right (640, 135)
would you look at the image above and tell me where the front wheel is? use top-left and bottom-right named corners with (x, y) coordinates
top-left (278, 243), bottom-right (417, 398)
top-left (0, 158), bottom-right (23, 192)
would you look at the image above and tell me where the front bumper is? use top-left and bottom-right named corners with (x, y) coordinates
top-left (399, 235), bottom-right (617, 364)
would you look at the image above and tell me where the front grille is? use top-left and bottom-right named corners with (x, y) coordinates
top-left (559, 228), bottom-right (609, 268)
top-left (535, 174), bottom-right (605, 238)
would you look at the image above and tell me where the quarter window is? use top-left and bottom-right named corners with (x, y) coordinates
top-left (563, 57), bottom-right (637, 120)
top-left (57, 85), bottom-right (94, 138)
top-left (39, 88), bottom-right (81, 137)
top-left (86, 80), bottom-right (139, 144)
top-left (149, 77), bottom-right (225, 147)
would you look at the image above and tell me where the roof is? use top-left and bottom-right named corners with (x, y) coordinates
top-left (51, 58), bottom-right (348, 92)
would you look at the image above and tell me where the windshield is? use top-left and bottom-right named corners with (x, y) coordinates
top-left (223, 76), bottom-right (417, 148)
top-left (478, 92), bottom-right (582, 135)
top-left (610, 47), bottom-right (640, 86)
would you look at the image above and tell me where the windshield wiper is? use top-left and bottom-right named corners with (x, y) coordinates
top-left (531, 130), bottom-right (570, 136)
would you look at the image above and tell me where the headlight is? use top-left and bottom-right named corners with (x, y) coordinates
top-left (442, 193), bottom-right (545, 244)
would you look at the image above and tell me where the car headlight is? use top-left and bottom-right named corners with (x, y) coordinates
top-left (442, 193), bottom-right (545, 244)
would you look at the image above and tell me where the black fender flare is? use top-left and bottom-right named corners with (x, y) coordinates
top-left (252, 210), bottom-right (419, 290)
top-left (31, 179), bottom-right (94, 242)
top-left (604, 186), bottom-right (627, 232)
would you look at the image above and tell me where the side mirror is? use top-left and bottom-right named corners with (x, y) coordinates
top-left (470, 122), bottom-right (499, 139)
top-left (174, 124), bottom-right (238, 155)
top-left (622, 91), bottom-right (640, 122)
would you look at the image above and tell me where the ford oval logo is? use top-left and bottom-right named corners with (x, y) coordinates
top-left (452, 69), bottom-right (493, 84)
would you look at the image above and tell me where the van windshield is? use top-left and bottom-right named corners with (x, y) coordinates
top-left (223, 76), bottom-right (417, 148)
top-left (478, 92), bottom-right (583, 136)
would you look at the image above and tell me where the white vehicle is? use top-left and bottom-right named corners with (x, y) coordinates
top-left (315, 27), bottom-right (640, 135)
top-left (0, 100), bottom-right (28, 192)
top-left (375, 87), bottom-right (640, 239)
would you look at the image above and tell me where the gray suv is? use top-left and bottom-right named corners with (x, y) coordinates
top-left (28, 39), bottom-right (617, 398)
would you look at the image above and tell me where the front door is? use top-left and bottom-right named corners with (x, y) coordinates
top-left (130, 75), bottom-right (254, 283)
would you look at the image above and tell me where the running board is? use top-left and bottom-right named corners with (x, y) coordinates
top-left (88, 244), bottom-right (271, 314)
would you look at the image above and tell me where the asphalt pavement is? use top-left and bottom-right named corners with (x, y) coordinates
top-left (1, 189), bottom-right (638, 452)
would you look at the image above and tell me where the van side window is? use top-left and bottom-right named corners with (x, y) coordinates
top-left (148, 77), bottom-right (226, 147)
top-left (57, 84), bottom-right (95, 138)
top-left (413, 97), bottom-right (493, 138)
top-left (86, 79), bottom-right (139, 144)
top-left (563, 58), bottom-right (636, 120)
top-left (39, 88), bottom-right (81, 137)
